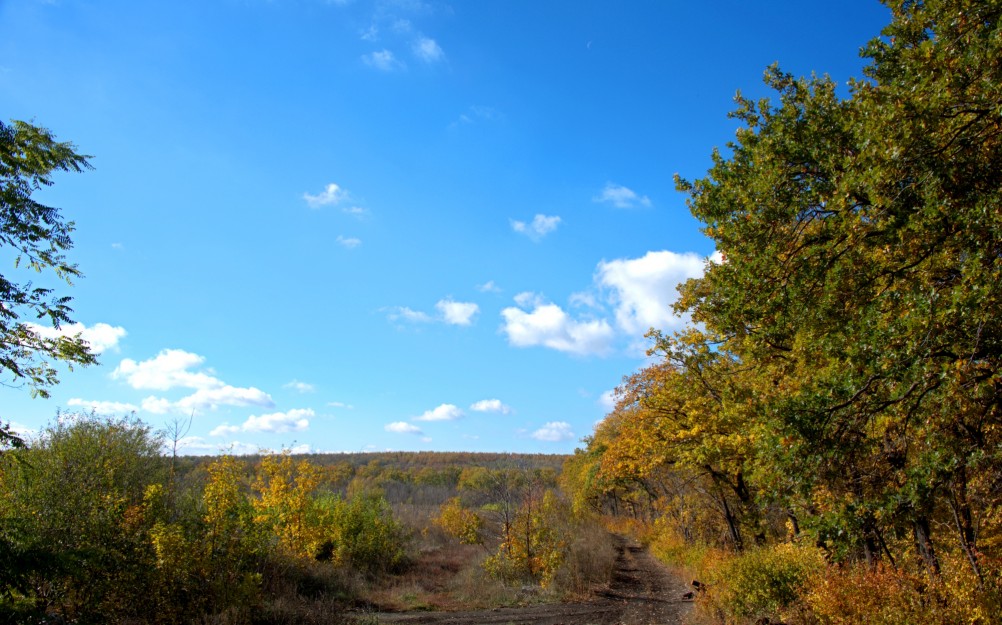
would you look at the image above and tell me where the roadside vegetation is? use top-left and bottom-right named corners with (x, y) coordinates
top-left (0, 413), bottom-right (615, 624)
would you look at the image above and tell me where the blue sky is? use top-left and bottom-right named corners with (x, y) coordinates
top-left (1, 0), bottom-right (890, 454)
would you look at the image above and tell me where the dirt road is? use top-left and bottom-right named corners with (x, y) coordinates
top-left (367, 536), bottom-right (693, 625)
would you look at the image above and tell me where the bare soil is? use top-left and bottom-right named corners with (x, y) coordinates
top-left (363, 536), bottom-right (693, 625)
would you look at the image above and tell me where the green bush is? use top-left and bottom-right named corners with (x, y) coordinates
top-left (707, 543), bottom-right (824, 623)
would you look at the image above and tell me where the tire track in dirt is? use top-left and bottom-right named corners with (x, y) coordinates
top-left (365, 535), bottom-right (692, 625)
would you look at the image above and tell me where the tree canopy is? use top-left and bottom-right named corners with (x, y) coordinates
top-left (1, 120), bottom-right (96, 447)
top-left (569, 0), bottom-right (1002, 580)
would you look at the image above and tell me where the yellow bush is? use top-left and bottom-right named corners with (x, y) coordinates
top-left (435, 497), bottom-right (485, 545)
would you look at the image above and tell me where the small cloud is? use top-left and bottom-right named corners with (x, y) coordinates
top-left (470, 399), bottom-right (511, 414)
top-left (360, 25), bottom-right (378, 41)
top-left (111, 242), bottom-right (124, 250)
top-left (284, 380), bottom-right (315, 394)
top-left (511, 214), bottom-right (561, 241)
top-left (452, 105), bottom-right (502, 128)
top-left (436, 299), bottom-right (479, 326)
top-left (26, 321), bottom-right (127, 354)
top-left (386, 421), bottom-right (423, 435)
top-left (477, 280), bottom-right (501, 293)
top-left (531, 421), bottom-right (575, 442)
top-left (363, 49), bottom-right (403, 71)
top-left (386, 306), bottom-right (434, 324)
top-left (594, 183), bottom-right (652, 209)
top-left (327, 401), bottom-right (354, 409)
top-left (413, 36), bottom-right (444, 62)
top-left (304, 183), bottom-right (350, 208)
top-left (336, 235), bottom-right (362, 249)
top-left (414, 403), bottom-right (464, 422)
top-left (67, 399), bottom-right (138, 414)
top-left (343, 206), bottom-right (369, 218)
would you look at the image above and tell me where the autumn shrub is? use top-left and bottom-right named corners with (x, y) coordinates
top-left (549, 512), bottom-right (618, 596)
top-left (434, 496), bottom-right (485, 545)
top-left (313, 491), bottom-right (409, 574)
top-left (804, 556), bottom-right (1002, 625)
top-left (699, 542), bottom-right (824, 624)
top-left (0, 414), bottom-right (167, 623)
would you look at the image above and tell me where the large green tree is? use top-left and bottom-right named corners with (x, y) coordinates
top-left (673, 0), bottom-right (1002, 574)
top-left (1, 120), bottom-right (97, 448)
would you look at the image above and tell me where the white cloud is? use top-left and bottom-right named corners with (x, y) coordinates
top-left (594, 183), bottom-right (652, 209)
top-left (141, 396), bottom-right (173, 414)
top-left (242, 408), bottom-right (313, 434)
top-left (115, 349), bottom-right (274, 414)
top-left (386, 306), bottom-right (434, 324)
top-left (386, 421), bottom-right (423, 435)
top-left (470, 399), bottom-right (511, 414)
top-left (209, 423), bottom-right (240, 436)
top-left (211, 408), bottom-right (314, 436)
top-left (413, 36), bottom-right (444, 62)
top-left (113, 349), bottom-right (217, 391)
top-left (174, 436), bottom-right (262, 456)
top-left (414, 403), bottom-right (464, 422)
top-left (304, 183), bottom-right (350, 208)
top-left (531, 421), bottom-right (575, 442)
top-left (284, 380), bottom-right (315, 394)
top-left (174, 385), bottom-right (274, 413)
top-left (363, 49), bottom-right (403, 71)
top-left (477, 280), bottom-right (501, 293)
top-left (436, 299), bottom-right (479, 326)
top-left (596, 250), bottom-right (706, 335)
top-left (336, 235), bottom-right (362, 249)
top-left (511, 214), bottom-right (561, 241)
top-left (67, 399), bottom-right (138, 414)
top-left (328, 401), bottom-right (354, 409)
top-left (26, 322), bottom-right (126, 354)
top-left (343, 206), bottom-right (369, 218)
top-left (599, 389), bottom-right (618, 411)
top-left (501, 300), bottom-right (614, 356)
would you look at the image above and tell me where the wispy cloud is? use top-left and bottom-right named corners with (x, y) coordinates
top-left (413, 36), bottom-right (444, 62)
top-left (336, 235), bottom-right (362, 249)
top-left (414, 403), bottom-right (464, 422)
top-left (531, 421), bottom-right (574, 442)
top-left (594, 183), bottom-right (652, 209)
top-left (304, 182), bottom-right (350, 208)
top-left (284, 380), bottom-right (315, 394)
top-left (470, 399), bottom-right (511, 414)
top-left (387, 299), bottom-right (481, 326)
top-left (511, 214), bottom-right (561, 241)
top-left (67, 399), bottom-right (138, 414)
top-left (363, 49), bottom-right (404, 71)
top-left (386, 306), bottom-right (434, 324)
top-left (477, 280), bottom-right (501, 293)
